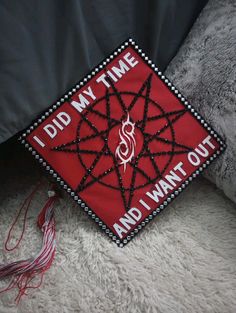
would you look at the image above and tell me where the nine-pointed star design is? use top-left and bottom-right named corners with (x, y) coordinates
top-left (52, 74), bottom-right (193, 212)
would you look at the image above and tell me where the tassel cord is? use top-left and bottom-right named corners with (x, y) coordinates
top-left (0, 183), bottom-right (59, 303)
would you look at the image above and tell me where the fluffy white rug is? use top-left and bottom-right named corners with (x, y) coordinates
top-left (0, 141), bottom-right (236, 313)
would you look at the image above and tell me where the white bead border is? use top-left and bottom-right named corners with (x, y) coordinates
top-left (19, 38), bottom-right (226, 248)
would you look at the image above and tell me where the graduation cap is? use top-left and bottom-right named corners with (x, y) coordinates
top-left (1, 38), bottom-right (226, 301)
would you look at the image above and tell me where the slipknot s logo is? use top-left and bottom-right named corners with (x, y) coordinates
top-left (115, 113), bottom-right (136, 172)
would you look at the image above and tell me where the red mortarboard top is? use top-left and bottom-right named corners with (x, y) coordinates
top-left (20, 38), bottom-right (226, 247)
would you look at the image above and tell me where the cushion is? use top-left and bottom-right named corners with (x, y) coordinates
top-left (165, 0), bottom-right (236, 203)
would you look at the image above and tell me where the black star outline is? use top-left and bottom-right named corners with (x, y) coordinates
top-left (52, 74), bottom-right (193, 212)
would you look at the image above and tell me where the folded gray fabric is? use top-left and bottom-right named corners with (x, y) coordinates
top-left (165, 0), bottom-right (236, 203)
top-left (0, 0), bottom-right (207, 144)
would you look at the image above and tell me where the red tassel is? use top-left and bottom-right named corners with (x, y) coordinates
top-left (0, 183), bottom-right (59, 304)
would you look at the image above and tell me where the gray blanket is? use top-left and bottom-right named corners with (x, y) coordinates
top-left (166, 0), bottom-right (236, 203)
